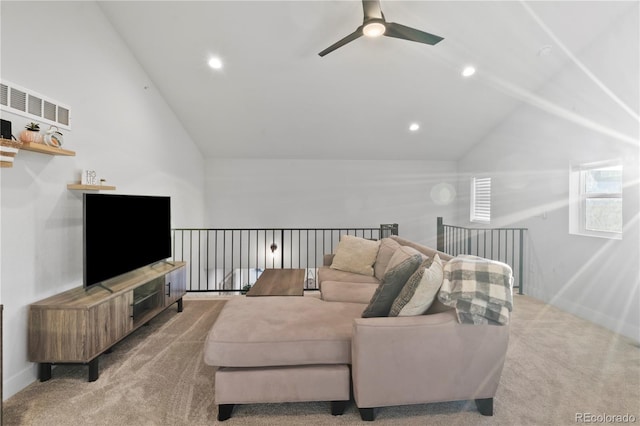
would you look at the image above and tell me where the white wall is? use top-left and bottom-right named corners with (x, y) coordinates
top-left (205, 159), bottom-right (458, 248)
top-left (457, 7), bottom-right (639, 341)
top-left (1, 1), bottom-right (206, 398)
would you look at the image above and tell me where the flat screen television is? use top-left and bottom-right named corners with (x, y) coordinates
top-left (83, 193), bottom-right (172, 289)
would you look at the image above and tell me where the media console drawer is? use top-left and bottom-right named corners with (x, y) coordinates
top-left (28, 261), bottom-right (186, 382)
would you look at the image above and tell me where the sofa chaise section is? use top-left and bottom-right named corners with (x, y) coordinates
top-left (204, 296), bottom-right (367, 420)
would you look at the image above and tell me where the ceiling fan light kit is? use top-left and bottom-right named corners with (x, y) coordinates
top-left (319, 0), bottom-right (444, 57)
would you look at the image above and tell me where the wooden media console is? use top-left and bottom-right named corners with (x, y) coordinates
top-left (28, 261), bottom-right (186, 382)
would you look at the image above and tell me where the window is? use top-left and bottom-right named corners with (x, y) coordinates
top-left (569, 161), bottom-right (622, 239)
top-left (470, 177), bottom-right (491, 223)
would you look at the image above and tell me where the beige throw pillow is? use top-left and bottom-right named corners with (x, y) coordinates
top-left (373, 238), bottom-right (401, 279)
top-left (384, 246), bottom-right (426, 274)
top-left (330, 235), bottom-right (381, 276)
top-left (390, 254), bottom-right (444, 316)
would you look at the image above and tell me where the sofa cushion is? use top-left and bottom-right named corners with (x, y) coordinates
top-left (390, 254), bottom-right (444, 316)
top-left (373, 238), bottom-right (401, 280)
top-left (204, 297), bottom-right (366, 367)
top-left (321, 281), bottom-right (379, 304)
top-left (384, 245), bottom-right (427, 275)
top-left (362, 253), bottom-right (423, 318)
top-left (317, 266), bottom-right (380, 287)
top-left (330, 235), bottom-right (380, 276)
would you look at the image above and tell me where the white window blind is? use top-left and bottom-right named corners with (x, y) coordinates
top-left (471, 177), bottom-right (491, 223)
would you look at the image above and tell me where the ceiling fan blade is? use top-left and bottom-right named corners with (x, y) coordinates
top-left (362, 0), bottom-right (383, 21)
top-left (318, 27), bottom-right (363, 57)
top-left (384, 22), bottom-right (444, 45)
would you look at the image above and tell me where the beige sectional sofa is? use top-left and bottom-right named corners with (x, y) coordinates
top-left (204, 235), bottom-right (511, 421)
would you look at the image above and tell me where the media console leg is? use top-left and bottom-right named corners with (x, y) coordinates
top-left (38, 363), bottom-right (52, 382)
top-left (177, 297), bottom-right (183, 313)
top-left (88, 358), bottom-right (99, 382)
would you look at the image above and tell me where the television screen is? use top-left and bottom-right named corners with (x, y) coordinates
top-left (83, 194), bottom-right (171, 288)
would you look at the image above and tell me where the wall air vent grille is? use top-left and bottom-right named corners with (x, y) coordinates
top-left (10, 88), bottom-right (26, 112)
top-left (0, 84), bottom-right (8, 106)
top-left (28, 94), bottom-right (43, 116)
top-left (0, 80), bottom-right (72, 130)
top-left (58, 106), bottom-right (70, 126)
top-left (43, 101), bottom-right (56, 121)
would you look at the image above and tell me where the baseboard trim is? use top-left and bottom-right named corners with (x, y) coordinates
top-left (3, 363), bottom-right (38, 401)
top-left (551, 296), bottom-right (639, 344)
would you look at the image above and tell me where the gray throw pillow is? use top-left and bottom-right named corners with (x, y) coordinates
top-left (390, 255), bottom-right (443, 316)
top-left (362, 253), bottom-right (423, 318)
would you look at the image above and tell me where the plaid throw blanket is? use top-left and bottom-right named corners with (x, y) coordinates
top-left (438, 255), bottom-right (513, 325)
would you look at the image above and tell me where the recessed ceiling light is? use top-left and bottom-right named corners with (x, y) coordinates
top-left (208, 57), bottom-right (223, 70)
top-left (462, 66), bottom-right (476, 77)
top-left (409, 123), bottom-right (420, 132)
top-left (538, 45), bottom-right (553, 57)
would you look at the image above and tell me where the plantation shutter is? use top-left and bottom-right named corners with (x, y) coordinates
top-left (471, 177), bottom-right (491, 223)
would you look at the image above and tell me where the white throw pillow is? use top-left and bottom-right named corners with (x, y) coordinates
top-left (330, 235), bottom-right (381, 276)
top-left (396, 254), bottom-right (444, 316)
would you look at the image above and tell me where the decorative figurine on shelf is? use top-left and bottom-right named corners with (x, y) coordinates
top-left (19, 122), bottom-right (44, 144)
top-left (82, 169), bottom-right (98, 186)
top-left (43, 126), bottom-right (64, 147)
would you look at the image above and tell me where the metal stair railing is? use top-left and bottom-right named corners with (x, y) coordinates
top-left (171, 224), bottom-right (398, 293)
top-left (436, 217), bottom-right (527, 295)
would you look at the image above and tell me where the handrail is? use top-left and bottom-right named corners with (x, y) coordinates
top-left (437, 217), bottom-right (527, 295)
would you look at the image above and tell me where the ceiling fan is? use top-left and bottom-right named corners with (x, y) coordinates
top-left (319, 0), bottom-right (444, 57)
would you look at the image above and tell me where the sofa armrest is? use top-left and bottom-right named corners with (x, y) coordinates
top-left (351, 311), bottom-right (510, 409)
top-left (323, 254), bottom-right (335, 266)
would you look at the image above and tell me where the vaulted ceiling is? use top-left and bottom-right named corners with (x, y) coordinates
top-left (98, 1), bottom-right (635, 161)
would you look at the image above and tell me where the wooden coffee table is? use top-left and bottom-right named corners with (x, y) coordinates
top-left (245, 268), bottom-right (305, 296)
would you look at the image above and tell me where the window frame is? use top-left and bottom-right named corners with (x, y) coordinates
top-left (569, 160), bottom-right (623, 240)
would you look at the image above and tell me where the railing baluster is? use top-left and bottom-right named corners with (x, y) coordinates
top-left (519, 229), bottom-right (524, 294)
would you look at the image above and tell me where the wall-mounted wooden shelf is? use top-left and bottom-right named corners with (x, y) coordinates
top-left (1, 139), bottom-right (75, 168)
top-left (1, 138), bottom-right (22, 168)
top-left (21, 142), bottom-right (75, 156)
top-left (67, 184), bottom-right (116, 191)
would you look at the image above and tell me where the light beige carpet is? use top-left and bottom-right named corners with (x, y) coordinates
top-left (3, 295), bottom-right (639, 425)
